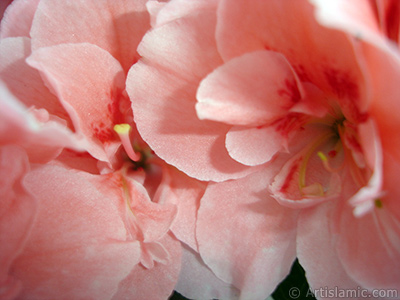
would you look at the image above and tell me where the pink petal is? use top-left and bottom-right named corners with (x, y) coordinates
top-left (136, 0), bottom-right (221, 80)
top-left (51, 149), bottom-right (100, 174)
top-left (27, 43), bottom-right (127, 162)
top-left (216, 0), bottom-right (369, 120)
top-left (361, 43), bottom-right (400, 164)
top-left (112, 233), bottom-right (181, 300)
top-left (0, 83), bottom-right (82, 163)
top-left (225, 125), bottom-right (285, 166)
top-left (196, 50), bottom-right (301, 126)
top-left (196, 169), bottom-right (297, 299)
top-left (349, 120), bottom-right (384, 216)
top-left (146, 0), bottom-right (167, 27)
top-left (154, 165), bottom-right (207, 251)
top-left (16, 165), bottom-right (142, 299)
top-left (125, 178), bottom-right (177, 242)
top-left (0, 0), bottom-right (40, 38)
top-left (297, 201), bottom-right (367, 298)
top-left (147, 0), bottom-right (218, 28)
top-left (311, 0), bottom-right (383, 46)
top-left (30, 0), bottom-right (150, 73)
top-left (335, 197), bottom-right (400, 290)
top-left (0, 146), bottom-right (37, 300)
top-left (0, 37), bottom-right (70, 122)
top-left (127, 61), bottom-right (256, 182)
top-left (175, 244), bottom-right (239, 300)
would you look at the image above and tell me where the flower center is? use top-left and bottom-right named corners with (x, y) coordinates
top-left (114, 123), bottom-right (153, 171)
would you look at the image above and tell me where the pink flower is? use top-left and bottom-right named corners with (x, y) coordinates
top-left (127, 0), bottom-right (400, 298)
top-left (0, 1), bottom-right (204, 299)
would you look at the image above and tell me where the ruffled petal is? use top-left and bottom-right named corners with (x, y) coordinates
top-left (225, 125), bottom-right (285, 166)
top-left (0, 82), bottom-right (81, 163)
top-left (0, 37), bottom-right (69, 122)
top-left (147, 0), bottom-right (218, 28)
top-left (196, 169), bottom-right (297, 299)
top-left (136, 1), bottom-right (221, 80)
top-left (349, 119), bottom-right (384, 216)
top-left (16, 165), bottom-right (142, 300)
top-left (27, 43), bottom-right (127, 162)
top-left (360, 43), bottom-right (400, 165)
top-left (0, 0), bottom-right (40, 38)
top-left (0, 146), bottom-right (37, 300)
top-left (125, 177), bottom-right (177, 243)
top-left (311, 0), bottom-right (383, 46)
top-left (127, 61), bottom-right (256, 182)
top-left (175, 244), bottom-right (239, 300)
top-left (216, 0), bottom-right (369, 120)
top-left (196, 50), bottom-right (301, 126)
top-left (335, 198), bottom-right (400, 290)
top-left (154, 165), bottom-right (206, 250)
top-left (112, 234), bottom-right (181, 300)
top-left (297, 201), bottom-right (367, 299)
top-left (30, 0), bottom-right (150, 73)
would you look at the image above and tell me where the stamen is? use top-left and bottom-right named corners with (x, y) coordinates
top-left (114, 124), bottom-right (141, 162)
top-left (317, 151), bottom-right (342, 173)
top-left (298, 131), bottom-right (336, 191)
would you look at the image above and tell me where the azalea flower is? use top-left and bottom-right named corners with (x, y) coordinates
top-left (127, 0), bottom-right (400, 298)
top-left (0, 1), bottom-right (205, 299)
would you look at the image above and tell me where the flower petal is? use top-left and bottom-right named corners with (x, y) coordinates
top-left (0, 37), bottom-right (69, 122)
top-left (216, 0), bottom-right (369, 120)
top-left (297, 201), bottom-right (366, 296)
top-left (125, 177), bottom-right (177, 243)
top-left (361, 43), bottom-right (400, 165)
top-left (30, 0), bottom-right (150, 73)
top-left (196, 169), bottom-right (297, 299)
top-left (175, 244), bottom-right (239, 300)
top-left (0, 146), bottom-right (37, 300)
top-left (225, 125), bottom-right (285, 166)
top-left (112, 233), bottom-right (181, 300)
top-left (127, 61), bottom-right (256, 182)
top-left (27, 43), bottom-right (127, 162)
top-left (0, 0), bottom-right (40, 38)
top-left (311, 0), bottom-right (389, 52)
top-left (154, 165), bottom-right (207, 251)
top-left (16, 165), bottom-right (142, 300)
top-left (0, 82), bottom-right (81, 163)
top-left (336, 199), bottom-right (400, 290)
top-left (196, 50), bottom-right (301, 126)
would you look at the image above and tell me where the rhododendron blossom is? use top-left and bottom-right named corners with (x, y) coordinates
top-left (128, 0), bottom-right (400, 298)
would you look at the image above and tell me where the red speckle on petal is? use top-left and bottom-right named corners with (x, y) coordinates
top-left (271, 113), bottom-right (309, 137)
top-left (108, 88), bottom-right (130, 125)
top-left (92, 121), bottom-right (115, 144)
top-left (294, 64), bottom-right (311, 82)
top-left (324, 67), bottom-right (359, 100)
top-left (323, 67), bottom-right (367, 123)
top-left (328, 150), bottom-right (337, 158)
top-left (278, 79), bottom-right (301, 104)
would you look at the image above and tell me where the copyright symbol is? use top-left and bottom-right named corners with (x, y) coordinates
top-left (289, 287), bottom-right (300, 299)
